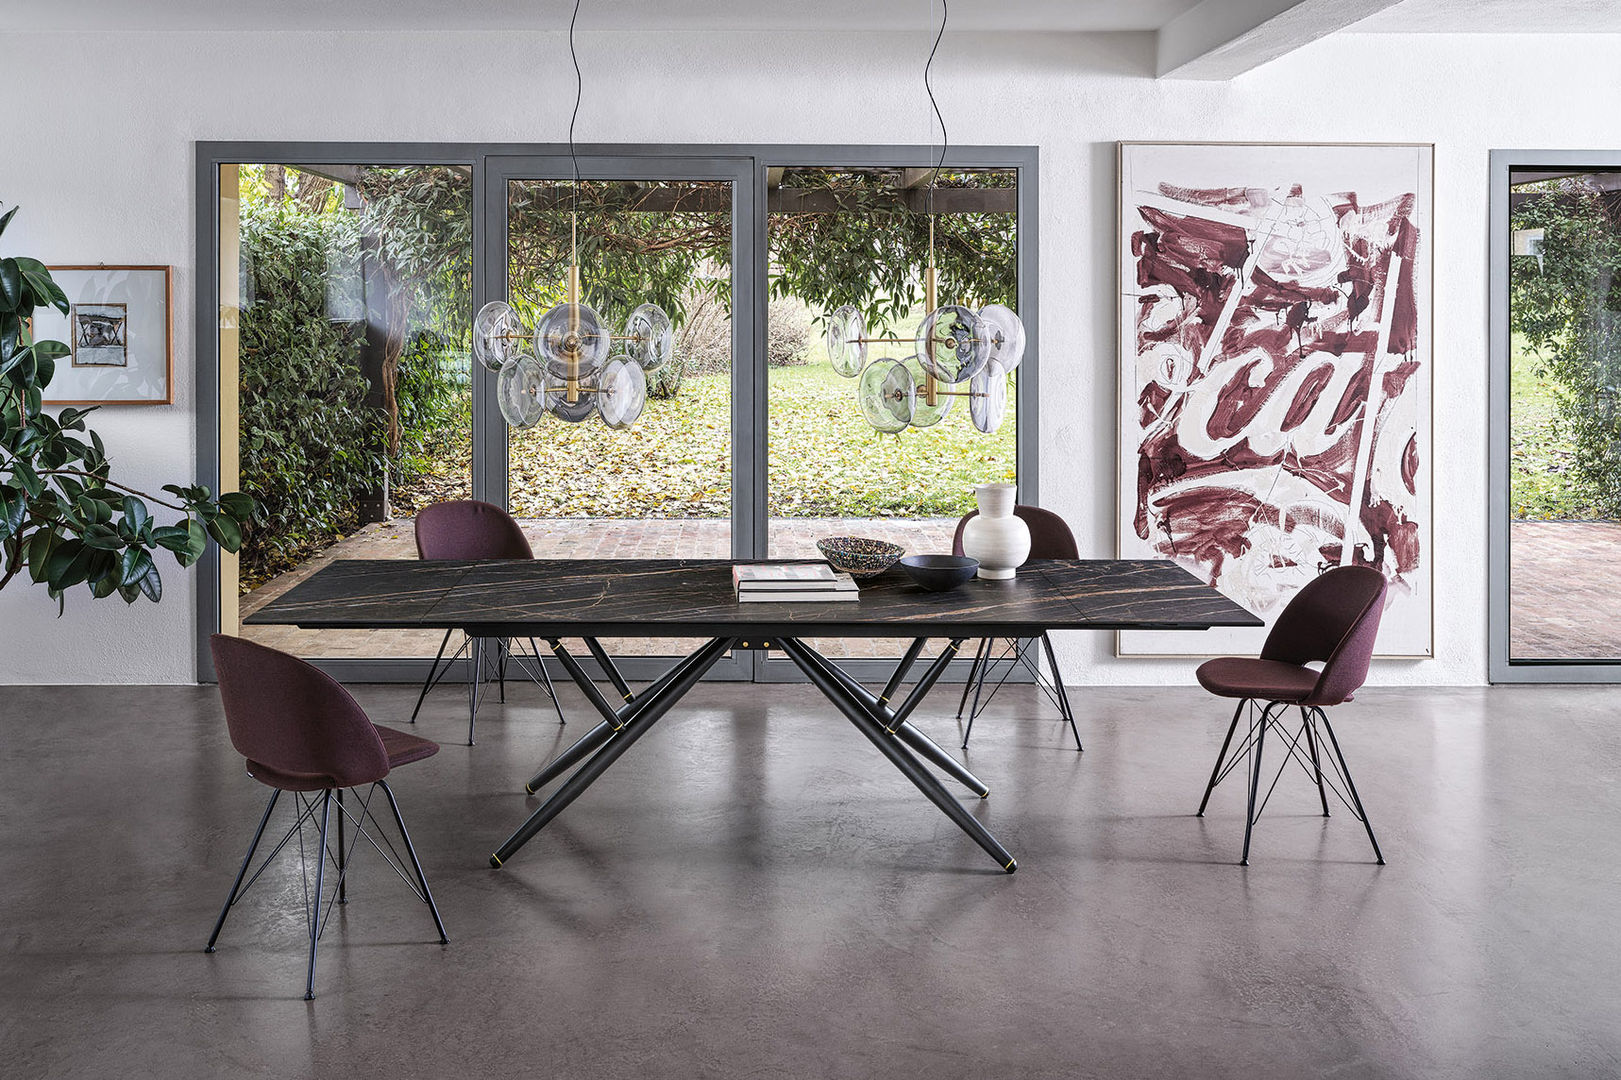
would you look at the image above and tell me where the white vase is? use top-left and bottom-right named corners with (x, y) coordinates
top-left (962, 483), bottom-right (1030, 580)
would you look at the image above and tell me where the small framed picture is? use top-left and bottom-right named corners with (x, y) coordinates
top-left (34, 265), bottom-right (172, 405)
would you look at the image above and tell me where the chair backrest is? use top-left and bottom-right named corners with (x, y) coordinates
top-left (415, 499), bottom-right (533, 560)
top-left (211, 635), bottom-right (390, 789)
top-left (1261, 566), bottom-right (1388, 706)
top-left (952, 504), bottom-right (1079, 560)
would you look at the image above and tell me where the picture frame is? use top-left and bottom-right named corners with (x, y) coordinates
top-left (34, 265), bottom-right (173, 405)
top-left (1115, 142), bottom-right (1434, 658)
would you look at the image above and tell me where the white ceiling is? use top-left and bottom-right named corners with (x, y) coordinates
top-left (1352, 0), bottom-right (1621, 33)
top-left (0, 0), bottom-right (1203, 33)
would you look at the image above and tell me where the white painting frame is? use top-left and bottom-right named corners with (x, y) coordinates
top-left (1116, 143), bottom-right (1433, 658)
top-left (34, 265), bottom-right (172, 405)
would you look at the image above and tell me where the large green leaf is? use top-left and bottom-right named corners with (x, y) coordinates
top-left (0, 258), bottom-right (21, 311)
top-left (0, 488), bottom-right (22, 540)
top-left (206, 513), bottom-right (242, 551)
top-left (122, 496), bottom-right (150, 534)
top-left (217, 491), bottom-right (256, 521)
top-left (12, 258), bottom-right (67, 315)
top-left (25, 529), bottom-right (54, 582)
top-left (0, 205), bottom-right (16, 240)
top-left (137, 561), bottom-right (162, 602)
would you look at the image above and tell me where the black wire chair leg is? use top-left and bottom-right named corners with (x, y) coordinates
top-left (205, 788), bottom-right (281, 953)
top-left (410, 629), bottom-right (457, 724)
top-left (1197, 699), bottom-right (1247, 817)
top-left (466, 638), bottom-right (487, 747)
top-left (1040, 631), bottom-right (1082, 752)
top-left (304, 790), bottom-right (333, 1000)
top-left (1301, 705), bottom-right (1330, 818)
top-left (963, 639), bottom-right (999, 748)
top-left (956, 638), bottom-right (989, 719)
top-left (378, 780), bottom-right (449, 944)
top-left (498, 638), bottom-right (508, 703)
top-left (1315, 708), bottom-right (1384, 865)
top-left (1241, 703), bottom-right (1281, 866)
top-left (531, 638), bottom-right (567, 726)
top-left (335, 788), bottom-right (347, 904)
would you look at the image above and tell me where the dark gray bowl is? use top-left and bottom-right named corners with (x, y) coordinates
top-left (899, 554), bottom-right (979, 592)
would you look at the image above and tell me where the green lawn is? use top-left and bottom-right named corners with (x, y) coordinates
top-left (498, 354), bottom-right (1015, 520)
top-left (1510, 332), bottom-right (1600, 520)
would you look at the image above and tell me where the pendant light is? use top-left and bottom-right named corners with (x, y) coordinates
top-left (824, 0), bottom-right (1025, 435)
top-left (471, 0), bottom-right (673, 430)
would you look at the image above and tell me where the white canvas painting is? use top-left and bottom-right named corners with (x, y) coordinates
top-left (1116, 143), bottom-right (1432, 657)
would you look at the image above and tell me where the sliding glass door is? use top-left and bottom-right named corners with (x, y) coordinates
top-left (200, 144), bottom-right (1035, 684)
top-left (221, 160), bottom-right (474, 664)
top-left (482, 154), bottom-right (756, 678)
top-left (1491, 150), bottom-right (1621, 681)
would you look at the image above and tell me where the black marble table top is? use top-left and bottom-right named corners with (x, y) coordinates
top-left (246, 558), bottom-right (1261, 639)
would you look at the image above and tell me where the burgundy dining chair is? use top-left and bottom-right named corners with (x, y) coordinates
top-left (952, 504), bottom-right (1082, 751)
top-left (411, 499), bottom-right (565, 744)
top-left (1194, 565), bottom-right (1388, 865)
top-left (205, 635), bottom-right (448, 1000)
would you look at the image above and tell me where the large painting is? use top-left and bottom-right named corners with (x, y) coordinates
top-left (1117, 143), bottom-right (1432, 657)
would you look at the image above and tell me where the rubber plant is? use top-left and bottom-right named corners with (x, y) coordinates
top-left (0, 204), bottom-right (255, 608)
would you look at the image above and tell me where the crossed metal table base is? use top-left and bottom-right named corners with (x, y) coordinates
top-left (488, 635), bottom-right (1017, 874)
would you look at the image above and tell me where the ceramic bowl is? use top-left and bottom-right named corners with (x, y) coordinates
top-left (899, 554), bottom-right (980, 592)
top-left (816, 536), bottom-right (905, 579)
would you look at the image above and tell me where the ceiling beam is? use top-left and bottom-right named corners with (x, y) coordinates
top-left (1156, 0), bottom-right (1404, 81)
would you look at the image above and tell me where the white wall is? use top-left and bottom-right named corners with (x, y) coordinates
top-left (2, 28), bottom-right (1616, 685)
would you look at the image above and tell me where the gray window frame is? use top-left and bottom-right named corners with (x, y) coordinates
top-left (194, 141), bottom-right (1039, 685)
top-left (1488, 148), bottom-right (1621, 682)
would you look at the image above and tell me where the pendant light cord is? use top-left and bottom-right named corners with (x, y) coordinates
top-left (924, 0), bottom-right (948, 218)
top-left (568, 0), bottom-right (583, 220)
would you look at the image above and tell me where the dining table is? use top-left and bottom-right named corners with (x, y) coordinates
top-left (246, 557), bottom-right (1260, 873)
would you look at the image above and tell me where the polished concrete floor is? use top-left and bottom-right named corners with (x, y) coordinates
top-left (2, 678), bottom-right (1619, 1078)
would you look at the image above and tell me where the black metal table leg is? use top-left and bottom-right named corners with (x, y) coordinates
top-left (879, 638), bottom-right (927, 709)
top-left (777, 638), bottom-right (1016, 874)
top-left (491, 638), bottom-right (735, 867)
top-left (524, 636), bottom-right (723, 794)
top-left (792, 640), bottom-right (990, 799)
top-left (584, 637), bottom-right (635, 705)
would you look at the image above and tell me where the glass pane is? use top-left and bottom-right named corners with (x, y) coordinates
top-left (507, 178), bottom-right (733, 659)
top-left (766, 167), bottom-right (1018, 660)
top-left (231, 163), bottom-right (474, 660)
top-left (1508, 167), bottom-right (1621, 660)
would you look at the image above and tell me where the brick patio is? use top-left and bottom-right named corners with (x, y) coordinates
top-left (1510, 521), bottom-right (1621, 661)
top-left (240, 517), bottom-right (960, 662)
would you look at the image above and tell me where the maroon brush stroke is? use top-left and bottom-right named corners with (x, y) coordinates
top-left (1282, 364), bottom-right (1337, 431)
top-left (1362, 498), bottom-right (1422, 574)
top-left (1139, 381), bottom-right (1171, 428)
top-left (1401, 434), bottom-right (1419, 496)
top-left (1151, 486), bottom-right (1264, 580)
top-left (1155, 183), bottom-right (1266, 215)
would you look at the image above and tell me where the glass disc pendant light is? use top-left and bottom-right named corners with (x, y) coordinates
top-left (823, 0), bottom-right (1024, 435)
top-left (470, 0), bottom-right (671, 431)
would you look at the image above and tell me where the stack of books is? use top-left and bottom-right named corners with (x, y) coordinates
top-left (732, 563), bottom-right (860, 603)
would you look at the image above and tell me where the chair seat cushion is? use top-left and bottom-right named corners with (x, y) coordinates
top-left (377, 724), bottom-right (440, 769)
top-left (247, 725), bottom-right (438, 791)
top-left (1196, 657), bottom-right (1319, 703)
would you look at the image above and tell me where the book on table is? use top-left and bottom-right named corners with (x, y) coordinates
top-left (733, 563), bottom-right (860, 602)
